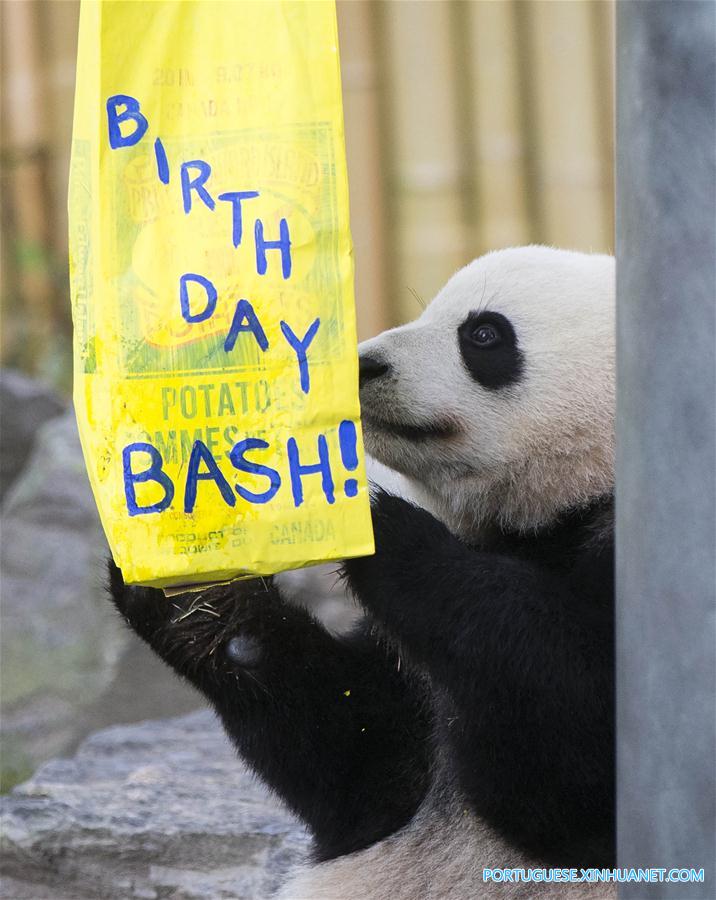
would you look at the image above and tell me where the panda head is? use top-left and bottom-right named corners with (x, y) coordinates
top-left (358, 246), bottom-right (615, 538)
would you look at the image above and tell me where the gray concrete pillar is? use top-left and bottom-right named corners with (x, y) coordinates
top-left (616, 1), bottom-right (716, 897)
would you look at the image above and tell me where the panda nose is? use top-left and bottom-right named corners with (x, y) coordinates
top-left (359, 354), bottom-right (390, 388)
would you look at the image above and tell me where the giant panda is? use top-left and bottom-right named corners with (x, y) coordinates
top-left (109, 245), bottom-right (616, 899)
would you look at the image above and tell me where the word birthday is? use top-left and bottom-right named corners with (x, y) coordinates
top-left (108, 94), bottom-right (319, 393)
top-left (106, 93), bottom-right (346, 517)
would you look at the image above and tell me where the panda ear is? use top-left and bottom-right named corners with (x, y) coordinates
top-left (457, 312), bottom-right (524, 391)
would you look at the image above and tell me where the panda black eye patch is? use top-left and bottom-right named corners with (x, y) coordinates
top-left (458, 311), bottom-right (524, 390)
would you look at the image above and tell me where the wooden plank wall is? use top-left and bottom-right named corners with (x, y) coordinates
top-left (0, 0), bottom-right (614, 388)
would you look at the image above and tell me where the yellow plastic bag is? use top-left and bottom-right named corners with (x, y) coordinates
top-left (69, 0), bottom-right (374, 588)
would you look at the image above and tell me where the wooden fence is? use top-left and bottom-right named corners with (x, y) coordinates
top-left (0, 0), bottom-right (614, 390)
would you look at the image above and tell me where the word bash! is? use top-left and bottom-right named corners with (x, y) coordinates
top-left (124, 420), bottom-right (361, 516)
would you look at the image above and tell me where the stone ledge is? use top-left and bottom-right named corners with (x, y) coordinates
top-left (0, 710), bottom-right (310, 899)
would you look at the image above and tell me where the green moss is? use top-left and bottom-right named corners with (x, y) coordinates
top-left (0, 736), bottom-right (35, 794)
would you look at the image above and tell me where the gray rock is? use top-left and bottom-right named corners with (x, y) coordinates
top-left (0, 410), bottom-right (200, 789)
top-left (0, 369), bottom-right (64, 501)
top-left (0, 408), bottom-right (120, 784)
top-left (0, 711), bottom-right (310, 899)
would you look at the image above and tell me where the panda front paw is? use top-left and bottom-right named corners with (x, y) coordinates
top-left (107, 558), bottom-right (328, 689)
top-left (107, 557), bottom-right (275, 669)
top-left (343, 491), bottom-right (452, 615)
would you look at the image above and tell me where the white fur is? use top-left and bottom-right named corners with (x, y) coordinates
top-left (277, 812), bottom-right (615, 900)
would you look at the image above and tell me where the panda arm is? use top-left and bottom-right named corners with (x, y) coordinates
top-left (343, 492), bottom-right (614, 863)
top-left (342, 491), bottom-right (542, 670)
top-left (107, 560), bottom-right (432, 861)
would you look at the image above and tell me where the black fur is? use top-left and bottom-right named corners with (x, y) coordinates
top-left (458, 310), bottom-right (524, 389)
top-left (108, 490), bottom-right (614, 867)
top-left (107, 558), bottom-right (432, 862)
top-left (345, 492), bottom-right (615, 866)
